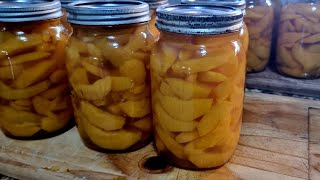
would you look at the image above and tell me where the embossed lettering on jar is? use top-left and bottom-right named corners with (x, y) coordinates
top-left (151, 4), bottom-right (246, 169)
top-left (65, 0), bottom-right (155, 152)
top-left (0, 0), bottom-right (73, 139)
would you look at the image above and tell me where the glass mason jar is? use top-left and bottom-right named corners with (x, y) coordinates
top-left (245, 0), bottom-right (274, 72)
top-left (276, 0), bottom-right (320, 78)
top-left (151, 5), bottom-right (246, 169)
top-left (0, 0), bottom-right (73, 139)
top-left (65, 1), bottom-right (154, 152)
top-left (181, 0), bottom-right (249, 53)
top-left (60, 0), bottom-right (73, 34)
top-left (140, 0), bottom-right (169, 40)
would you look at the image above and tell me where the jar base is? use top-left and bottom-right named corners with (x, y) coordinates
top-left (157, 150), bottom-right (230, 171)
top-left (2, 118), bottom-right (75, 140)
top-left (277, 68), bottom-right (320, 80)
top-left (80, 131), bottom-right (153, 153)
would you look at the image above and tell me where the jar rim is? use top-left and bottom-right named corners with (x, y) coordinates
top-left (181, 0), bottom-right (246, 10)
top-left (66, 0), bottom-right (150, 26)
top-left (156, 4), bottom-right (243, 35)
top-left (0, 0), bottom-right (62, 22)
top-left (140, 0), bottom-right (169, 9)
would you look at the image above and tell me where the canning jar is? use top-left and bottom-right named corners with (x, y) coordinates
top-left (60, 0), bottom-right (73, 33)
top-left (245, 0), bottom-right (274, 72)
top-left (182, 0), bottom-right (249, 53)
top-left (276, 0), bottom-right (320, 78)
top-left (151, 5), bottom-right (245, 169)
top-left (140, 0), bottom-right (169, 40)
top-left (65, 0), bottom-right (154, 152)
top-left (0, 0), bottom-right (73, 139)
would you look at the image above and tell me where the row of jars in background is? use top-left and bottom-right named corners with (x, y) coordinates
top-left (0, 0), bottom-right (246, 170)
top-left (60, 0), bottom-right (320, 79)
top-left (245, 0), bottom-right (320, 78)
top-left (184, 0), bottom-right (320, 78)
top-left (246, 0), bottom-right (320, 78)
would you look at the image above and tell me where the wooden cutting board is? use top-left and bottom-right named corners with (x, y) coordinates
top-left (0, 91), bottom-right (320, 180)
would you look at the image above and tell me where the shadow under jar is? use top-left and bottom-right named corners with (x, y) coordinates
top-left (276, 0), bottom-right (320, 78)
top-left (65, 0), bottom-right (155, 153)
top-left (181, 0), bottom-right (249, 54)
top-left (151, 5), bottom-right (246, 169)
top-left (0, 0), bottom-right (73, 140)
top-left (245, 0), bottom-right (275, 72)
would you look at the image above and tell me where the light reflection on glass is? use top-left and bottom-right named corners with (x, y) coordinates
top-left (232, 41), bottom-right (240, 54)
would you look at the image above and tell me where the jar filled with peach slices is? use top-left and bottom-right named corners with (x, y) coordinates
top-left (151, 5), bottom-right (246, 169)
top-left (181, 0), bottom-right (249, 53)
top-left (245, 0), bottom-right (275, 72)
top-left (65, 0), bottom-right (154, 152)
top-left (140, 0), bottom-right (169, 40)
top-left (0, 0), bottom-right (73, 139)
top-left (276, 0), bottom-right (320, 78)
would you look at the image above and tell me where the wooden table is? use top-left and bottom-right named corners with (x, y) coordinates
top-left (1, 91), bottom-right (320, 180)
top-left (246, 68), bottom-right (320, 98)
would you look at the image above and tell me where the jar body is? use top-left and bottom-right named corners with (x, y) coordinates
top-left (66, 23), bottom-right (154, 152)
top-left (245, 0), bottom-right (274, 72)
top-left (276, 1), bottom-right (320, 78)
top-left (148, 9), bottom-right (159, 40)
top-left (61, 8), bottom-right (73, 34)
top-left (150, 31), bottom-right (246, 169)
top-left (240, 23), bottom-right (249, 53)
top-left (0, 19), bottom-right (73, 139)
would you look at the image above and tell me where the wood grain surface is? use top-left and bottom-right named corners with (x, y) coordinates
top-left (246, 68), bottom-right (320, 98)
top-left (0, 91), bottom-right (320, 180)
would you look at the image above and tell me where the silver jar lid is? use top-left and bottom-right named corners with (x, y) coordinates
top-left (60, 0), bottom-right (73, 8)
top-left (181, 0), bottom-right (246, 11)
top-left (140, 0), bottom-right (169, 9)
top-left (0, 0), bottom-right (62, 22)
top-left (156, 4), bottom-right (243, 35)
top-left (66, 0), bottom-right (150, 25)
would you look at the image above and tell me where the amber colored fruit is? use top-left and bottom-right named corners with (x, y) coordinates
top-left (0, 19), bottom-right (72, 139)
top-left (65, 23), bottom-right (154, 151)
top-left (151, 31), bottom-right (245, 169)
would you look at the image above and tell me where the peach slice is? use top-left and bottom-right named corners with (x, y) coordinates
top-left (165, 78), bottom-right (211, 100)
top-left (80, 101), bottom-right (125, 131)
top-left (83, 118), bottom-right (142, 150)
top-left (197, 102), bottom-right (232, 136)
top-left (159, 93), bottom-right (212, 122)
top-left (119, 98), bottom-right (150, 118)
top-left (155, 103), bottom-right (197, 132)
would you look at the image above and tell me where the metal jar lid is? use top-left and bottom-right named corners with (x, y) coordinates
top-left (60, 0), bottom-right (73, 8)
top-left (140, 0), bottom-right (169, 9)
top-left (156, 4), bottom-right (243, 35)
top-left (181, 0), bottom-right (246, 11)
top-left (66, 0), bottom-right (150, 26)
top-left (0, 0), bottom-right (62, 22)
